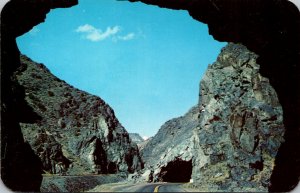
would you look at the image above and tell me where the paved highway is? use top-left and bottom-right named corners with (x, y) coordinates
top-left (156, 183), bottom-right (186, 192)
top-left (119, 183), bottom-right (186, 192)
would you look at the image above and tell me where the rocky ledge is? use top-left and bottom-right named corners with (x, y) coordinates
top-left (15, 55), bottom-right (143, 176)
top-left (139, 43), bottom-right (284, 192)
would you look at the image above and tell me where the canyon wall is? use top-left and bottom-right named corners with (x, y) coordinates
top-left (140, 43), bottom-right (284, 191)
top-left (129, 0), bottom-right (300, 191)
top-left (15, 55), bottom-right (143, 175)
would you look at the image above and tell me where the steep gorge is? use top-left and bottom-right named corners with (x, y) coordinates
top-left (140, 43), bottom-right (285, 191)
top-left (129, 0), bottom-right (300, 191)
top-left (1, 0), bottom-right (299, 191)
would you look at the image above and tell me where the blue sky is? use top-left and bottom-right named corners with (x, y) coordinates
top-left (16, 0), bottom-right (226, 138)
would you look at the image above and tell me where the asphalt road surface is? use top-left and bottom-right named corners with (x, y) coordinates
top-left (120, 183), bottom-right (186, 192)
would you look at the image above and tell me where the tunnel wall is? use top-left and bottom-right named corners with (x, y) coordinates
top-left (1, 0), bottom-right (78, 191)
top-left (1, 0), bottom-right (299, 191)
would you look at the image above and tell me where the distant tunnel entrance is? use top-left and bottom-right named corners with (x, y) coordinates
top-left (158, 159), bottom-right (192, 182)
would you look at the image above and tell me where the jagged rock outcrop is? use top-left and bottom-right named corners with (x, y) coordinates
top-left (141, 43), bottom-right (284, 191)
top-left (193, 43), bottom-right (284, 191)
top-left (130, 0), bottom-right (300, 191)
top-left (15, 55), bottom-right (143, 175)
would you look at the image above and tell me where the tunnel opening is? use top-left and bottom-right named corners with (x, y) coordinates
top-left (3, 0), bottom-right (299, 192)
top-left (15, 0), bottom-right (225, 143)
top-left (158, 158), bottom-right (192, 182)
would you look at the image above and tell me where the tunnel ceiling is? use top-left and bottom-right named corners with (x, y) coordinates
top-left (130, 0), bottom-right (300, 55)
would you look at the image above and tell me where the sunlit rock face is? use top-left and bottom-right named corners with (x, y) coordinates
top-left (141, 43), bottom-right (284, 192)
top-left (15, 55), bottom-right (143, 175)
top-left (193, 43), bottom-right (284, 191)
top-left (141, 105), bottom-right (199, 170)
top-left (129, 105), bottom-right (199, 183)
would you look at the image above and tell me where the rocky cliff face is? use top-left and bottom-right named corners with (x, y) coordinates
top-left (15, 55), bottom-right (143, 175)
top-left (130, 1), bottom-right (300, 191)
top-left (141, 106), bottom-right (199, 170)
top-left (141, 43), bottom-right (284, 191)
top-left (193, 43), bottom-right (284, 191)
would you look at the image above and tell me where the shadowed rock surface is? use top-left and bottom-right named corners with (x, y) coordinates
top-left (1, 0), bottom-right (78, 191)
top-left (15, 55), bottom-right (143, 175)
top-left (140, 43), bottom-right (284, 191)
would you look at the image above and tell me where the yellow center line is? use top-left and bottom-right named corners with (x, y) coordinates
top-left (154, 185), bottom-right (161, 193)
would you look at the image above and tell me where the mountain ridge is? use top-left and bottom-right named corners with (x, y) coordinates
top-left (16, 54), bottom-right (143, 176)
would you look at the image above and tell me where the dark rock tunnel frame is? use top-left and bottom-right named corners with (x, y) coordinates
top-left (1, 0), bottom-right (299, 191)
